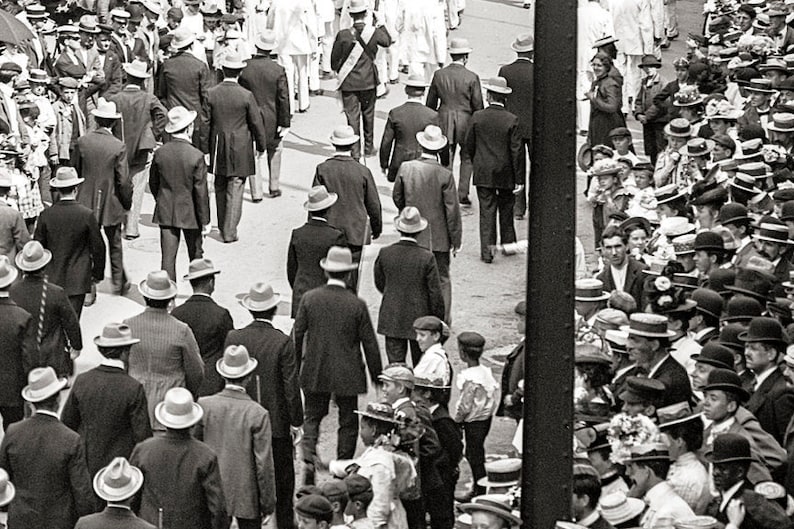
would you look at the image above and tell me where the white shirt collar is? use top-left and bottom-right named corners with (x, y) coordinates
top-left (429, 403), bottom-right (439, 413)
top-left (35, 409), bottom-right (59, 419)
top-left (647, 354), bottom-right (670, 379)
top-left (392, 396), bottom-right (410, 409)
top-left (100, 358), bottom-right (125, 369)
top-left (577, 511), bottom-right (600, 527)
top-left (310, 216), bottom-right (328, 222)
top-left (400, 236), bottom-right (417, 242)
top-left (107, 503), bottom-right (132, 510)
top-left (225, 384), bottom-right (247, 393)
top-left (720, 480), bottom-right (744, 511)
top-left (327, 278), bottom-right (347, 288)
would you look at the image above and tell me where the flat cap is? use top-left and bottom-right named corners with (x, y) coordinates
top-left (319, 479), bottom-right (348, 501)
top-left (295, 494), bottom-right (334, 519)
top-left (0, 62), bottom-right (21, 73)
top-left (344, 474), bottom-right (373, 499)
top-left (458, 331), bottom-right (486, 349)
top-left (618, 376), bottom-right (666, 404)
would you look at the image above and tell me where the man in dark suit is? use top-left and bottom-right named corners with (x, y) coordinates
top-left (149, 106), bottom-right (210, 280)
top-left (62, 322), bottom-right (153, 477)
top-left (35, 167), bottom-right (106, 318)
top-left (464, 77), bottom-right (525, 263)
top-left (130, 388), bottom-right (228, 529)
top-left (426, 38), bottom-right (483, 205)
top-left (95, 26), bottom-right (123, 97)
top-left (72, 98), bottom-right (132, 295)
top-left (293, 246), bottom-right (382, 484)
top-left (498, 34), bottom-right (533, 219)
top-left (743, 317), bottom-right (794, 444)
top-left (374, 207), bottom-right (445, 364)
top-left (10, 240), bottom-right (82, 378)
top-left (225, 282), bottom-right (303, 529)
top-left (208, 52), bottom-right (267, 244)
top-left (109, 59), bottom-right (167, 240)
top-left (239, 31), bottom-right (292, 200)
top-left (286, 185), bottom-right (346, 318)
top-left (313, 126), bottom-right (382, 288)
top-left (769, 8), bottom-right (794, 53)
top-left (379, 75), bottom-right (443, 183)
top-left (156, 28), bottom-right (211, 151)
top-left (171, 259), bottom-right (234, 397)
top-left (596, 226), bottom-right (649, 309)
top-left (330, 0), bottom-right (391, 160)
top-left (0, 366), bottom-right (98, 529)
top-left (0, 256), bottom-right (34, 426)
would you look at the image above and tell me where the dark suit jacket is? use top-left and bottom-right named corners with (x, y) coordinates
top-left (330, 23), bottom-right (392, 91)
top-left (156, 51), bottom-right (211, 152)
top-left (313, 155), bottom-right (382, 245)
top-left (465, 105), bottom-right (525, 189)
top-left (73, 128), bottom-right (132, 227)
top-left (9, 275), bottom-right (82, 376)
top-left (379, 101), bottom-right (441, 182)
top-left (109, 85), bottom-right (167, 167)
top-left (430, 404), bottom-right (462, 489)
top-left (149, 138), bottom-right (210, 229)
top-left (207, 80), bottom-right (267, 177)
top-left (652, 354), bottom-right (693, 407)
top-left (239, 55), bottom-right (291, 147)
top-left (61, 364), bottom-right (153, 477)
top-left (35, 199), bottom-right (106, 296)
top-left (286, 218), bottom-right (346, 318)
top-left (595, 258), bottom-right (649, 310)
top-left (0, 298), bottom-right (34, 407)
top-left (0, 413), bottom-right (98, 529)
top-left (99, 50), bottom-right (123, 97)
top-left (171, 295), bottom-right (235, 397)
top-left (426, 63), bottom-right (483, 145)
top-left (130, 431), bottom-right (229, 529)
top-left (294, 284), bottom-right (382, 396)
top-left (374, 240), bottom-right (444, 339)
top-left (76, 506), bottom-right (156, 529)
top-left (746, 367), bottom-right (794, 445)
top-left (498, 58), bottom-right (533, 139)
top-left (225, 320), bottom-right (303, 438)
top-left (708, 480), bottom-right (793, 529)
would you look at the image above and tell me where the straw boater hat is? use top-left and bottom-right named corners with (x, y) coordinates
top-left (657, 402), bottom-right (704, 429)
top-left (394, 206), bottom-right (428, 233)
top-left (0, 469), bottom-right (15, 508)
top-left (598, 491), bottom-right (646, 526)
top-left (15, 240), bottom-right (51, 272)
top-left (164, 106), bottom-right (197, 134)
top-left (155, 387), bottom-right (203, 429)
top-left (574, 278), bottom-right (609, 302)
top-left (754, 222), bottom-right (794, 245)
top-left (663, 117), bottom-right (692, 137)
top-left (93, 457), bottom-right (144, 502)
top-left (320, 246), bottom-right (358, 272)
top-left (378, 364), bottom-right (415, 389)
top-left (592, 35), bottom-right (618, 48)
top-left (459, 495), bottom-right (522, 527)
top-left (91, 98), bottom-right (121, 119)
top-left (21, 366), bottom-right (68, 403)
top-left (477, 458), bottom-right (521, 489)
top-left (28, 68), bottom-right (49, 84)
top-left (138, 270), bottom-right (178, 300)
top-left (511, 33), bottom-right (533, 53)
top-left (354, 402), bottom-right (403, 424)
top-left (240, 282), bottom-right (280, 312)
top-left (183, 258), bottom-right (220, 281)
top-left (745, 78), bottom-right (776, 93)
top-left (329, 125), bottom-right (359, 146)
top-left (675, 517), bottom-right (719, 529)
top-left (767, 113), bottom-right (794, 133)
top-left (78, 15), bottom-right (100, 33)
top-left (0, 255), bottom-right (18, 289)
top-left (94, 322), bottom-right (140, 347)
top-left (216, 344), bottom-right (258, 379)
top-left (122, 59), bottom-right (150, 79)
top-left (304, 185), bottom-right (338, 211)
top-left (416, 124), bottom-right (447, 151)
top-left (621, 313), bottom-right (677, 339)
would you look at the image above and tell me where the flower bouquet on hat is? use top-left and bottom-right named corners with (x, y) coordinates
top-left (737, 34), bottom-right (776, 59)
top-left (606, 413), bottom-right (660, 464)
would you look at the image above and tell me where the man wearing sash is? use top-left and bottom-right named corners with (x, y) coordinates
top-left (330, 0), bottom-right (391, 160)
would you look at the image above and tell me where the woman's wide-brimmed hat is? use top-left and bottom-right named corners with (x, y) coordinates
top-left (354, 402), bottom-right (403, 424)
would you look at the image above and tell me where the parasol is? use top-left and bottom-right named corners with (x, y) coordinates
top-left (0, 10), bottom-right (34, 46)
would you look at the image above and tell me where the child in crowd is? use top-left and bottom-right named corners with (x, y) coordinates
top-left (295, 493), bottom-right (334, 529)
top-left (344, 474), bottom-right (374, 529)
top-left (587, 159), bottom-right (629, 247)
top-left (412, 316), bottom-right (452, 390)
top-left (454, 332), bottom-right (499, 497)
top-left (609, 127), bottom-right (640, 165)
top-left (625, 162), bottom-right (658, 222)
top-left (319, 480), bottom-right (349, 529)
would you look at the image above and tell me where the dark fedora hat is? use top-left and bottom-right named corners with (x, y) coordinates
top-left (708, 433), bottom-right (753, 464)
top-left (781, 200), bottom-right (794, 222)
top-left (691, 288), bottom-right (724, 319)
top-left (691, 342), bottom-right (735, 370)
top-left (639, 54), bottom-right (662, 68)
top-left (738, 316), bottom-right (787, 346)
top-left (717, 202), bottom-right (749, 225)
top-left (725, 267), bottom-right (775, 303)
top-left (702, 368), bottom-right (751, 402)
top-left (722, 295), bottom-right (762, 323)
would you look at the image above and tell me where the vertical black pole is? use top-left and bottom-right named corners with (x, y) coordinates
top-left (522, 0), bottom-right (576, 526)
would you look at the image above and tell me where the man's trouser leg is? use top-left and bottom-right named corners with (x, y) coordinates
top-left (280, 55), bottom-right (296, 115)
top-left (302, 391), bottom-right (331, 485)
top-left (236, 518), bottom-right (262, 529)
top-left (335, 394), bottom-right (359, 459)
top-left (513, 137), bottom-right (530, 217)
top-left (387, 43), bottom-right (400, 82)
top-left (665, 0), bottom-right (678, 37)
top-left (124, 161), bottom-right (149, 238)
top-left (267, 140), bottom-right (284, 193)
top-left (358, 88), bottom-right (377, 154)
top-left (464, 418), bottom-right (492, 495)
top-left (272, 435), bottom-right (296, 529)
top-left (321, 22), bottom-right (333, 73)
top-left (342, 90), bottom-right (363, 160)
top-left (614, 51), bottom-right (630, 113)
top-left (249, 151), bottom-right (266, 201)
top-left (447, 0), bottom-right (460, 28)
top-left (347, 243), bottom-right (362, 292)
top-left (497, 188), bottom-right (517, 245)
top-left (295, 54), bottom-right (310, 112)
top-left (103, 224), bottom-right (127, 290)
top-left (160, 226), bottom-right (181, 281)
top-left (385, 336), bottom-right (409, 364)
top-left (476, 187), bottom-right (497, 260)
top-left (214, 174), bottom-right (229, 238)
top-left (624, 54), bottom-right (642, 113)
top-left (222, 176), bottom-right (245, 242)
top-left (68, 294), bottom-right (85, 320)
top-left (457, 144), bottom-right (473, 202)
top-left (434, 251), bottom-right (452, 323)
top-left (0, 406), bottom-right (23, 427)
top-left (309, 51), bottom-right (320, 92)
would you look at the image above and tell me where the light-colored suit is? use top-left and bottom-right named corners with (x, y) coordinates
top-left (608, 0), bottom-right (654, 112)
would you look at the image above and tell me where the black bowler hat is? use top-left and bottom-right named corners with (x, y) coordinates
top-left (719, 323), bottom-right (748, 353)
top-left (618, 376), bottom-right (665, 404)
top-left (702, 368), bottom-right (750, 402)
top-left (722, 295), bottom-right (762, 323)
top-left (717, 203), bottom-right (749, 225)
top-left (691, 288), bottom-right (724, 319)
top-left (708, 269), bottom-right (736, 296)
top-left (709, 433), bottom-right (753, 463)
top-left (739, 317), bottom-right (787, 346)
top-left (694, 231), bottom-right (725, 252)
top-left (781, 201), bottom-right (794, 222)
top-left (691, 342), bottom-right (735, 370)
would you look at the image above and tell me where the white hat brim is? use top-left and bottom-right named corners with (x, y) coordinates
top-left (93, 465), bottom-right (144, 501)
top-left (21, 376), bottom-right (68, 402)
top-left (15, 249), bottom-right (52, 272)
top-left (240, 293), bottom-right (280, 312)
top-left (216, 357), bottom-right (258, 379)
top-left (154, 400), bottom-right (203, 429)
top-left (138, 279), bottom-right (178, 300)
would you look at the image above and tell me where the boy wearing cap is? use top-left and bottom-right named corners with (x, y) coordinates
top-left (344, 474), bottom-right (374, 529)
top-left (412, 315), bottom-right (452, 386)
top-left (572, 466), bottom-right (614, 529)
top-left (319, 479), bottom-right (349, 529)
top-left (295, 493), bottom-right (334, 529)
top-left (51, 77), bottom-right (85, 166)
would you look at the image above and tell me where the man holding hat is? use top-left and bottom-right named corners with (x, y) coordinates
top-left (0, 367), bottom-right (97, 529)
top-left (35, 166), bottom-right (106, 318)
top-left (393, 124), bottom-right (462, 322)
top-left (294, 246), bottom-right (382, 484)
top-left (226, 282), bottom-right (303, 529)
top-left (427, 37), bottom-right (483, 206)
top-left (374, 207), bottom-right (444, 364)
top-left (196, 345), bottom-right (276, 529)
top-left (62, 322), bottom-right (152, 477)
top-left (239, 30), bottom-right (292, 200)
top-left (465, 76), bottom-right (525, 263)
top-left (208, 51), bottom-right (267, 243)
top-left (330, 0), bottom-right (392, 160)
top-left (287, 185), bottom-right (346, 318)
top-left (130, 387), bottom-right (227, 529)
top-left (73, 97), bottom-right (132, 296)
top-left (75, 457), bottom-right (153, 529)
top-left (149, 106), bottom-right (210, 280)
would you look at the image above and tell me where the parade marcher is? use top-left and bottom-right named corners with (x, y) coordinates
top-left (609, 0), bottom-right (654, 113)
top-left (72, 97), bottom-right (132, 296)
top-left (196, 345), bottom-right (276, 529)
top-left (313, 126), bottom-right (382, 288)
top-left (75, 457), bottom-right (155, 529)
top-left (287, 185), bottom-right (346, 318)
top-left (130, 387), bottom-right (229, 529)
top-left (108, 59), bottom-right (166, 241)
top-left (124, 271), bottom-right (205, 430)
top-left (239, 31), bottom-right (292, 201)
top-left (0, 255), bottom-right (33, 427)
top-left (268, 0), bottom-right (317, 115)
top-left (498, 33), bottom-right (533, 220)
top-left (0, 367), bottom-right (97, 529)
top-left (171, 259), bottom-right (234, 397)
top-left (464, 77), bottom-right (525, 264)
top-left (426, 37), bottom-right (483, 205)
top-left (61, 322), bottom-right (153, 477)
top-left (331, 0), bottom-right (392, 160)
top-left (9, 240), bottom-right (82, 378)
top-left (149, 106), bottom-right (210, 280)
top-left (374, 207), bottom-right (445, 364)
top-left (207, 51), bottom-right (267, 244)
top-left (393, 124), bottom-right (462, 323)
top-left (294, 246), bottom-right (383, 484)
